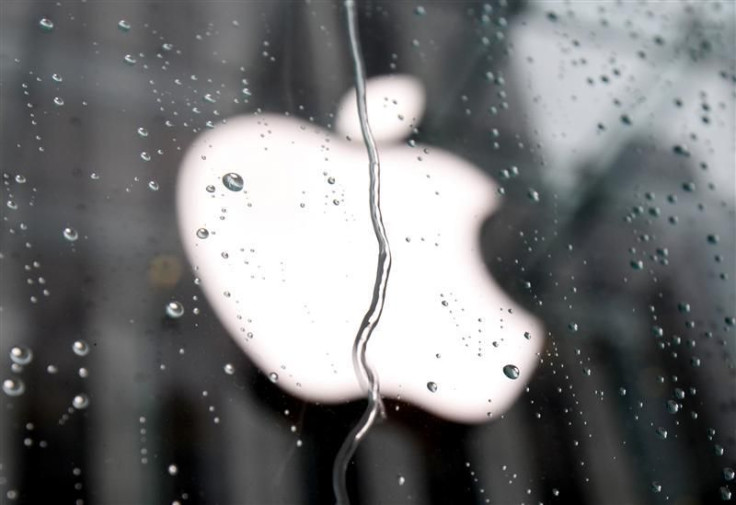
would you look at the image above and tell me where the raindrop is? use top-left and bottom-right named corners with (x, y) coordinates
top-left (72, 394), bottom-right (89, 409)
top-left (2, 378), bottom-right (25, 397)
top-left (148, 181), bottom-right (159, 191)
top-left (72, 340), bottom-right (90, 356)
top-left (53, 96), bottom-right (64, 107)
top-left (63, 227), bottom-right (79, 242)
top-left (117, 19), bottom-right (131, 32)
top-left (140, 152), bottom-right (151, 162)
top-left (720, 487), bottom-right (731, 501)
top-left (196, 228), bottom-right (209, 239)
top-left (527, 188), bottom-right (540, 202)
top-left (427, 381), bottom-right (438, 392)
top-left (414, 6), bottom-right (426, 16)
top-left (327, 176), bottom-right (336, 184)
top-left (655, 427), bottom-right (668, 440)
top-left (168, 464), bottom-right (178, 476)
top-left (9, 346), bottom-right (33, 365)
top-left (51, 73), bottom-right (63, 83)
top-left (503, 364), bottom-right (520, 379)
top-left (123, 54), bottom-right (137, 65)
top-left (398, 475), bottom-right (406, 486)
top-left (15, 174), bottom-right (27, 183)
top-left (222, 172), bottom-right (244, 192)
top-left (38, 18), bottom-right (54, 32)
top-left (724, 467), bottom-right (735, 481)
top-left (205, 185), bottom-right (216, 193)
top-left (651, 481), bottom-right (662, 493)
top-left (137, 127), bottom-right (149, 137)
top-left (223, 363), bottom-right (235, 375)
top-left (523, 331), bottom-right (532, 340)
top-left (165, 301), bottom-right (184, 319)
top-left (268, 372), bottom-right (279, 383)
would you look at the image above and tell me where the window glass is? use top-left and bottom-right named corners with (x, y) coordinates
top-left (1, 1), bottom-right (734, 504)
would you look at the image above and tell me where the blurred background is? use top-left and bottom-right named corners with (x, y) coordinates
top-left (1, 1), bottom-right (734, 504)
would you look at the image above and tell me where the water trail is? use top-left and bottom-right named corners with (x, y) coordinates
top-left (332, 1), bottom-right (392, 504)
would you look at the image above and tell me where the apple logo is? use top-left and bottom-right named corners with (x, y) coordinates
top-left (176, 74), bottom-right (544, 423)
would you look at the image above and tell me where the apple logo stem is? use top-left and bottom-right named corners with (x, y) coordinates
top-left (331, 2), bottom-right (391, 504)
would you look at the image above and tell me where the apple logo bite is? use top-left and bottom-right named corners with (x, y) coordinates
top-left (176, 74), bottom-right (544, 423)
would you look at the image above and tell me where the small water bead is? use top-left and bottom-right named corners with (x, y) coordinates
top-left (398, 475), bottom-right (406, 486)
top-left (124, 54), bottom-right (137, 65)
top-left (3, 378), bottom-right (25, 397)
top-left (327, 176), bottom-right (336, 184)
top-left (117, 19), bottom-right (131, 32)
top-left (724, 467), bottom-right (735, 481)
top-left (223, 363), bottom-right (235, 375)
top-left (427, 381), bottom-right (438, 392)
top-left (268, 372), bottom-right (279, 383)
top-left (148, 181), bottom-right (159, 191)
top-left (53, 97), bottom-right (65, 107)
top-left (10, 346), bottom-right (33, 365)
top-left (140, 152), bottom-right (151, 162)
top-left (137, 127), bottom-right (149, 138)
top-left (651, 481), bottom-right (662, 493)
top-left (51, 73), bottom-right (63, 83)
top-left (72, 394), bottom-right (89, 409)
top-left (196, 228), bottom-right (209, 239)
top-left (168, 464), bottom-right (178, 476)
top-left (165, 301), bottom-right (184, 319)
top-left (39, 18), bottom-right (54, 32)
top-left (15, 174), bottom-right (27, 183)
top-left (503, 364), bottom-right (520, 380)
top-left (222, 172), bottom-right (244, 192)
top-left (205, 185), bottom-right (216, 193)
top-left (655, 427), bottom-right (668, 440)
top-left (72, 340), bottom-right (90, 356)
top-left (720, 487), bottom-right (731, 501)
top-left (63, 227), bottom-right (79, 242)
top-left (527, 188), bottom-right (540, 202)
top-left (78, 367), bottom-right (89, 378)
top-left (524, 331), bottom-right (531, 340)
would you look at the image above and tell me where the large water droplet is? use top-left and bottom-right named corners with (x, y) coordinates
top-left (72, 340), bottom-right (90, 356)
top-left (427, 381), bottom-right (438, 392)
top-left (63, 227), bottom-right (79, 242)
top-left (165, 301), bottom-right (184, 319)
top-left (9, 346), bottom-right (33, 365)
top-left (39, 18), bottom-right (54, 32)
top-left (503, 364), bottom-right (520, 379)
top-left (2, 378), bottom-right (25, 397)
top-left (72, 393), bottom-right (89, 409)
top-left (196, 228), bottom-right (209, 239)
top-left (222, 172), bottom-right (244, 192)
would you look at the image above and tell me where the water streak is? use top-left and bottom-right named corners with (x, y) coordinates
top-left (332, 1), bottom-right (392, 504)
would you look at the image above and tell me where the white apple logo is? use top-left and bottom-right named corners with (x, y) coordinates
top-left (176, 74), bottom-right (543, 423)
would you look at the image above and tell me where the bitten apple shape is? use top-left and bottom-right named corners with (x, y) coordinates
top-left (177, 75), bottom-right (543, 423)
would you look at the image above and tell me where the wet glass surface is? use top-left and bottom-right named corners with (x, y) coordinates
top-left (1, 1), bottom-right (735, 504)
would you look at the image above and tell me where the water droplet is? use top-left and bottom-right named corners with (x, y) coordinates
top-left (51, 73), bottom-right (63, 83)
top-left (427, 381), bottom-right (438, 392)
top-left (268, 372), bottom-right (279, 383)
top-left (63, 227), bottom-right (79, 242)
top-left (38, 18), bottom-right (54, 32)
top-left (527, 188), bottom-right (540, 202)
top-left (203, 93), bottom-right (216, 104)
top-left (206, 185), bottom-right (215, 193)
top-left (222, 172), bottom-right (244, 192)
top-left (398, 475), bottom-right (406, 486)
top-left (651, 481), bottom-right (662, 493)
top-left (148, 181), bottom-right (159, 191)
top-left (524, 331), bottom-right (532, 340)
top-left (123, 54), bottom-right (137, 65)
top-left (72, 340), bottom-right (90, 356)
top-left (72, 394), bottom-right (89, 409)
top-left (196, 228), bottom-right (209, 239)
top-left (165, 301), bottom-right (184, 319)
top-left (223, 363), bottom-right (235, 375)
top-left (327, 176), bottom-right (336, 184)
top-left (140, 151), bottom-right (151, 162)
top-left (666, 400), bottom-right (680, 414)
top-left (707, 234), bottom-right (720, 245)
top-left (15, 174), bottom-right (27, 183)
top-left (117, 19), bottom-right (131, 32)
top-left (9, 346), bottom-right (33, 365)
top-left (503, 364), bottom-right (520, 379)
top-left (2, 378), bottom-right (25, 397)
top-left (655, 426), bottom-right (668, 440)
top-left (168, 464), bottom-right (178, 476)
top-left (53, 96), bottom-right (64, 107)
top-left (720, 486), bottom-right (732, 501)
top-left (630, 260), bottom-right (644, 270)
top-left (137, 127), bottom-right (149, 137)
top-left (724, 467), bottom-right (735, 481)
